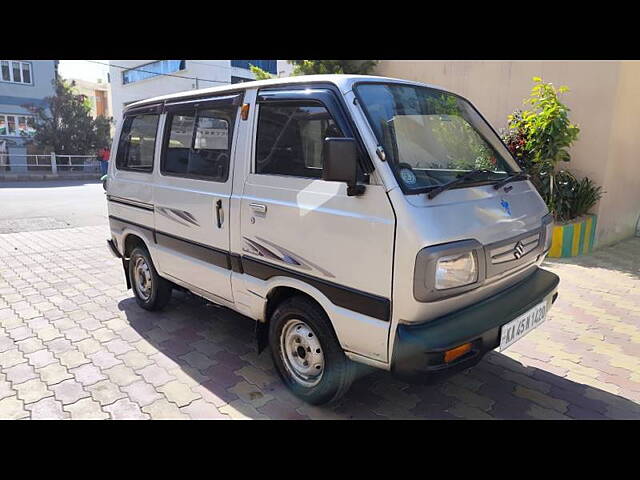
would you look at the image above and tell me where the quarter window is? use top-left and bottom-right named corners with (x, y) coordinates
top-left (162, 105), bottom-right (236, 182)
top-left (0, 60), bottom-right (32, 84)
top-left (115, 114), bottom-right (159, 172)
top-left (255, 103), bottom-right (344, 178)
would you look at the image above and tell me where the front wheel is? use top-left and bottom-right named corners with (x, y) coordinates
top-left (128, 246), bottom-right (172, 311)
top-left (269, 296), bottom-right (355, 405)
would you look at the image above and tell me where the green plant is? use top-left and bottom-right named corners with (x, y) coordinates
top-left (288, 60), bottom-right (378, 76)
top-left (571, 176), bottom-right (604, 220)
top-left (249, 64), bottom-right (274, 80)
top-left (248, 60), bottom-right (379, 81)
top-left (502, 77), bottom-right (600, 221)
top-left (545, 170), bottom-right (603, 222)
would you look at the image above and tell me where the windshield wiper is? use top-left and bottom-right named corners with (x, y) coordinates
top-left (427, 169), bottom-right (495, 200)
top-left (492, 171), bottom-right (529, 190)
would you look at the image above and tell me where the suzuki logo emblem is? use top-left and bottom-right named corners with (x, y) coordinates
top-left (500, 197), bottom-right (512, 216)
top-left (514, 241), bottom-right (525, 259)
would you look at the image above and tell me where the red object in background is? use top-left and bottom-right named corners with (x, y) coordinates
top-left (100, 148), bottom-right (110, 161)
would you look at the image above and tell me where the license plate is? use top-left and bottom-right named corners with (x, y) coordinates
top-left (499, 299), bottom-right (549, 351)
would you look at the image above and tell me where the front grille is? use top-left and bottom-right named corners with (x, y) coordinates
top-left (490, 233), bottom-right (539, 264)
top-left (485, 229), bottom-right (542, 279)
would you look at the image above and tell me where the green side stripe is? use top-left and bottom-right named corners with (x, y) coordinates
top-left (590, 215), bottom-right (597, 251)
top-left (561, 224), bottom-right (574, 257)
top-left (578, 218), bottom-right (587, 254)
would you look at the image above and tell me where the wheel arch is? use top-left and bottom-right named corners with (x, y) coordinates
top-left (256, 284), bottom-right (331, 354)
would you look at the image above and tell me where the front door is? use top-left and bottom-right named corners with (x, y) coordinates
top-left (153, 95), bottom-right (241, 303)
top-left (239, 88), bottom-right (395, 360)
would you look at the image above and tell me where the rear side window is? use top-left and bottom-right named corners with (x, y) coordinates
top-left (162, 105), bottom-right (237, 182)
top-left (255, 103), bottom-right (344, 178)
top-left (116, 114), bottom-right (159, 172)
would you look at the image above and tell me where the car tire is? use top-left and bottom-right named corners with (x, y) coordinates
top-left (269, 295), bottom-right (355, 405)
top-left (128, 246), bottom-right (172, 311)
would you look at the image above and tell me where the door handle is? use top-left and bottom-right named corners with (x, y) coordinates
top-left (249, 203), bottom-right (267, 214)
top-left (215, 199), bottom-right (223, 228)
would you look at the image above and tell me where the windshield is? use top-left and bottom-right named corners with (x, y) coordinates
top-left (354, 83), bottom-right (520, 194)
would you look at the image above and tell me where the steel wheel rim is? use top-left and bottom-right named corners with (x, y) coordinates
top-left (280, 319), bottom-right (325, 388)
top-left (133, 256), bottom-right (152, 301)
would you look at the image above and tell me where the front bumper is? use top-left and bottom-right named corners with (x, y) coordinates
top-left (391, 267), bottom-right (559, 382)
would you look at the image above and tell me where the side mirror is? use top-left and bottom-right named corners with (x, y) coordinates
top-left (323, 137), bottom-right (364, 195)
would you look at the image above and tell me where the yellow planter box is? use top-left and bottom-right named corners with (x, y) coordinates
top-left (548, 214), bottom-right (597, 258)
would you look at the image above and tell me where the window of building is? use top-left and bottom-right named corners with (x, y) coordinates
top-left (1, 61), bottom-right (32, 84)
top-left (255, 103), bottom-right (344, 178)
top-left (231, 60), bottom-right (277, 75)
top-left (115, 114), bottom-right (159, 172)
top-left (0, 114), bottom-right (36, 136)
top-left (162, 104), bottom-right (236, 182)
top-left (122, 60), bottom-right (186, 85)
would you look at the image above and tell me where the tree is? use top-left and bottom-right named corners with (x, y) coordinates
top-left (289, 60), bottom-right (378, 75)
top-left (22, 78), bottom-right (113, 156)
top-left (250, 64), bottom-right (275, 80)
top-left (249, 60), bottom-right (379, 80)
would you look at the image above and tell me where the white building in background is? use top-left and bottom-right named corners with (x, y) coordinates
top-left (109, 60), bottom-right (291, 126)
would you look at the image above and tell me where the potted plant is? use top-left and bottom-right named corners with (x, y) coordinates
top-left (503, 77), bottom-right (603, 257)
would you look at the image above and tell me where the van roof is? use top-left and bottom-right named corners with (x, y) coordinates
top-left (124, 74), bottom-right (454, 112)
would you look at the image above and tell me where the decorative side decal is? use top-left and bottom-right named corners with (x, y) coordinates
top-left (156, 206), bottom-right (200, 227)
top-left (242, 236), bottom-right (335, 278)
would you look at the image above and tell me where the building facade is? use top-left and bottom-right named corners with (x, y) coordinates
top-left (69, 78), bottom-right (111, 119)
top-left (0, 60), bottom-right (57, 171)
top-left (109, 60), bottom-right (288, 127)
top-left (374, 60), bottom-right (640, 247)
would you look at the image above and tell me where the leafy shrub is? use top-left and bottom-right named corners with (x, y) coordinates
top-left (502, 77), bottom-right (602, 221)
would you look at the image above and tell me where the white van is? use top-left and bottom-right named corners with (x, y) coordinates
top-left (106, 74), bottom-right (559, 405)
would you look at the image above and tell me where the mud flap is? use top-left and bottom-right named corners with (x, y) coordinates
top-left (255, 320), bottom-right (268, 354)
top-left (122, 258), bottom-right (131, 290)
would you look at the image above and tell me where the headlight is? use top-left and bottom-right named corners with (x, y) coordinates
top-left (542, 213), bottom-right (554, 252)
top-left (414, 239), bottom-right (485, 302)
top-left (435, 252), bottom-right (478, 290)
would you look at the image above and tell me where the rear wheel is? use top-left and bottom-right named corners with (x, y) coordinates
top-left (129, 246), bottom-right (172, 311)
top-left (269, 296), bottom-right (355, 405)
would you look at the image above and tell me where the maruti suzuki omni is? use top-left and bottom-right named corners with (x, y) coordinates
top-left (105, 74), bottom-right (559, 405)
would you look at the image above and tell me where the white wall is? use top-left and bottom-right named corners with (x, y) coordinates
top-left (375, 60), bottom-right (640, 246)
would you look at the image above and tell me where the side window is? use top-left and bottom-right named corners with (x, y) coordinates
top-left (162, 105), bottom-right (236, 182)
top-left (255, 103), bottom-right (344, 178)
top-left (115, 114), bottom-right (159, 172)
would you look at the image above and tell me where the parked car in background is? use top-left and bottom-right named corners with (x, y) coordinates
top-left (105, 74), bottom-right (559, 404)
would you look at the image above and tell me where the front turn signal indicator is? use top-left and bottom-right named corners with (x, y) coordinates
top-left (444, 342), bottom-right (472, 363)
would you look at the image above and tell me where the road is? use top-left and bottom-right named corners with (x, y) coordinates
top-left (0, 180), bottom-right (107, 233)
top-left (0, 180), bottom-right (639, 419)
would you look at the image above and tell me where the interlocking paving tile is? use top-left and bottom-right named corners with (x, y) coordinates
top-left (103, 398), bottom-right (148, 420)
top-left (26, 397), bottom-right (69, 419)
top-left (87, 380), bottom-right (127, 406)
top-left (142, 399), bottom-right (189, 420)
top-left (121, 381), bottom-right (162, 407)
top-left (38, 363), bottom-right (73, 386)
top-left (14, 378), bottom-right (53, 405)
top-left (1, 225), bottom-right (640, 419)
top-left (180, 399), bottom-right (230, 420)
top-left (0, 396), bottom-right (29, 419)
top-left (64, 397), bottom-right (109, 420)
top-left (51, 379), bottom-right (91, 405)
